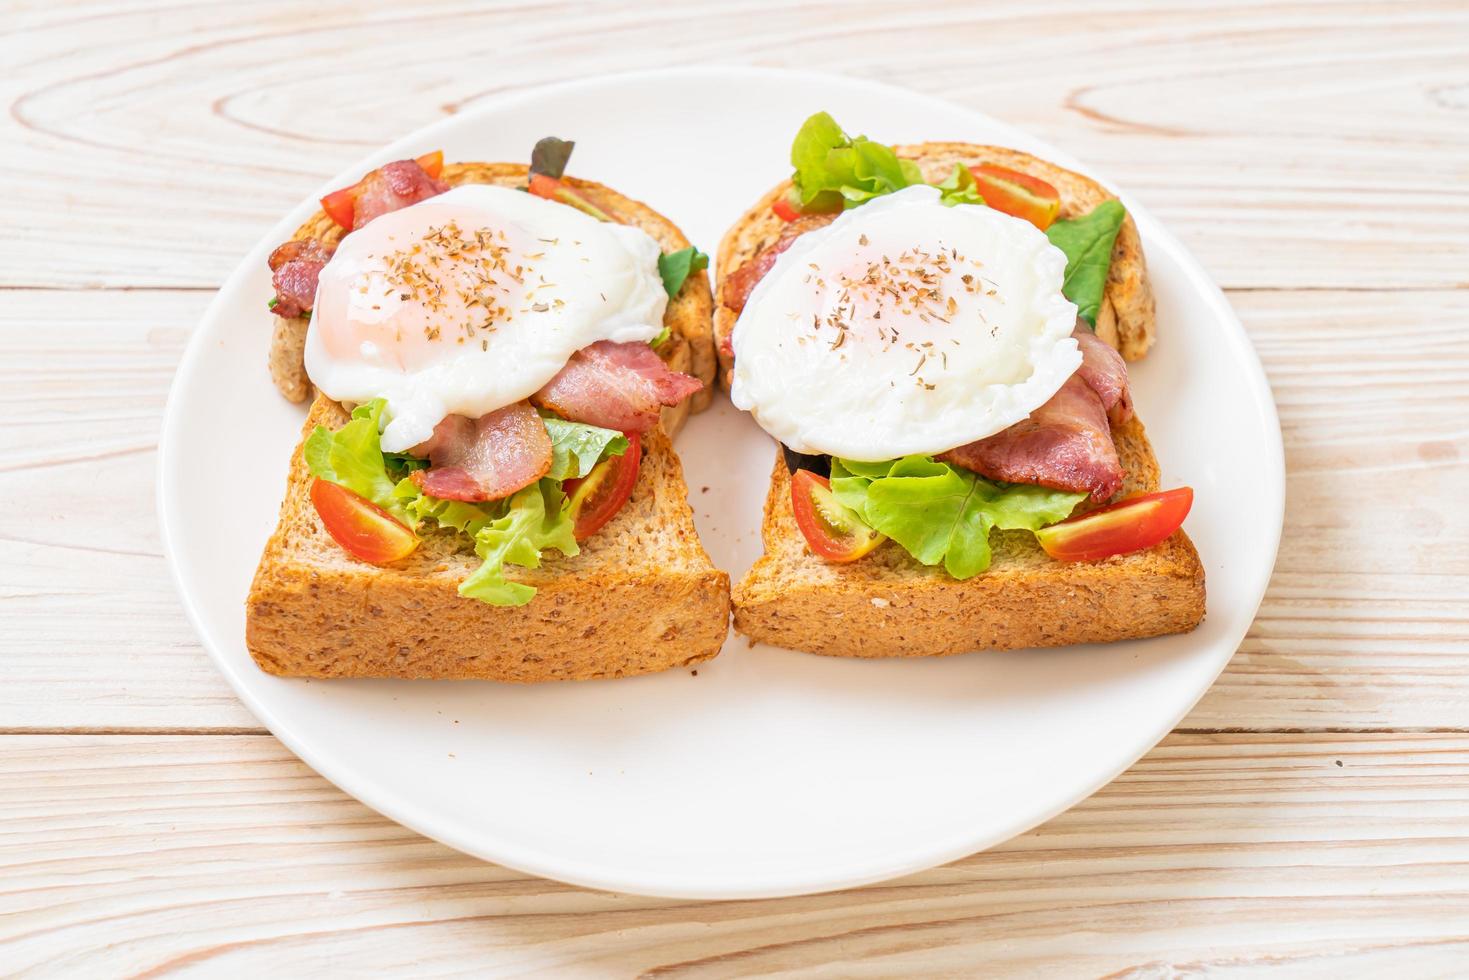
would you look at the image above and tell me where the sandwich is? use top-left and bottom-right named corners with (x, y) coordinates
top-left (715, 113), bottom-right (1205, 658)
top-left (246, 141), bottom-right (730, 681)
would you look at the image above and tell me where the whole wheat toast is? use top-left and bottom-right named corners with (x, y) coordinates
top-left (247, 397), bottom-right (730, 680)
top-left (719, 147), bottom-right (1203, 657)
top-left (250, 165), bottom-right (729, 680)
top-left (269, 162), bottom-right (718, 430)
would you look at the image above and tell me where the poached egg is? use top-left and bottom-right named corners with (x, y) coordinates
top-left (305, 183), bottom-right (668, 452)
top-left (729, 185), bottom-right (1081, 461)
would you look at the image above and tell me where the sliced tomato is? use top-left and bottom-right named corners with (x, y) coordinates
top-left (527, 173), bottom-right (613, 222)
top-left (1036, 487), bottom-right (1194, 562)
top-left (414, 150), bottom-right (444, 179)
top-left (564, 433), bottom-right (641, 541)
top-left (310, 478), bottom-right (419, 564)
top-left (319, 150), bottom-right (446, 230)
top-left (970, 164), bottom-right (1062, 230)
top-left (790, 469), bottom-right (884, 563)
top-left (771, 190), bottom-right (802, 222)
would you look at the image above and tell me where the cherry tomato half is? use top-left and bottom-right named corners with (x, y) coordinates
top-left (564, 433), bottom-right (641, 541)
top-left (790, 469), bottom-right (885, 562)
top-left (970, 164), bottom-right (1062, 230)
top-left (319, 151), bottom-right (446, 230)
top-left (771, 190), bottom-right (803, 222)
top-left (1036, 487), bottom-right (1194, 562)
top-left (310, 478), bottom-right (419, 564)
top-left (527, 173), bottom-right (613, 222)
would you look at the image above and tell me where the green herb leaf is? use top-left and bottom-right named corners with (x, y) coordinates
top-left (649, 325), bottom-right (673, 348)
top-left (657, 246), bottom-right (709, 298)
top-left (830, 455), bottom-right (1085, 578)
top-left (530, 136), bottom-right (575, 180)
top-left (542, 416), bottom-right (628, 481)
top-left (1045, 199), bottom-right (1126, 327)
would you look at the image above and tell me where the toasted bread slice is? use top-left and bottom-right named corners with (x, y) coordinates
top-left (247, 396), bottom-right (730, 681)
top-left (719, 149), bottom-right (1199, 657)
top-left (713, 143), bottom-right (1156, 391)
top-left (734, 416), bottom-right (1204, 657)
top-left (269, 162), bottom-right (717, 427)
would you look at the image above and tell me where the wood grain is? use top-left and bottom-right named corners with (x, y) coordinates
top-left (2, 733), bottom-right (1466, 975)
top-left (5, 0), bottom-right (1469, 972)
top-left (2, 1), bottom-right (1466, 290)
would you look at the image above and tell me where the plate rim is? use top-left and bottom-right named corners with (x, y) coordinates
top-left (158, 65), bottom-right (1285, 900)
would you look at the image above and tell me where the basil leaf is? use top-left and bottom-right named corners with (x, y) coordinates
top-left (530, 136), bottom-right (575, 180)
top-left (1045, 199), bottom-right (1126, 327)
top-left (657, 246), bottom-right (709, 298)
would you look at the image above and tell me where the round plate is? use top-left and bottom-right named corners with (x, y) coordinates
top-left (159, 67), bottom-right (1283, 900)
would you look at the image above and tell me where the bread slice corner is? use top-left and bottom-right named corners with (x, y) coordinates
top-left (247, 396), bottom-right (730, 681)
top-left (732, 416), bottom-right (1205, 658)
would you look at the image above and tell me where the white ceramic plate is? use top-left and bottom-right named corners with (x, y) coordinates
top-left (160, 67), bottom-right (1283, 900)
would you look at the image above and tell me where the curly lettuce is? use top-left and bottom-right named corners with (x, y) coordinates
top-left (304, 398), bottom-right (620, 606)
top-left (830, 456), bottom-right (1084, 578)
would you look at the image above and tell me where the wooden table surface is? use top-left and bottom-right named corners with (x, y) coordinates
top-left (4, 0), bottom-right (1467, 974)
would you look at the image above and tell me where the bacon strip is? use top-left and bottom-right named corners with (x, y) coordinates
top-left (350, 159), bottom-right (449, 229)
top-left (532, 340), bottom-right (703, 433)
top-left (409, 401), bottom-right (552, 503)
top-left (941, 375), bottom-right (1124, 501)
top-left (1072, 325), bottom-right (1132, 423)
top-left (722, 213), bottom-right (837, 315)
top-left (267, 238), bottom-right (335, 318)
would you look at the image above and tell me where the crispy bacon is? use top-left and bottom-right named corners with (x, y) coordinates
top-left (941, 375), bottom-right (1124, 501)
top-left (1073, 325), bottom-right (1132, 423)
top-left (722, 213), bottom-right (837, 315)
top-left (532, 340), bottom-right (703, 433)
top-left (409, 401), bottom-right (552, 503)
top-left (350, 159), bottom-right (449, 229)
top-left (267, 238), bottom-right (335, 318)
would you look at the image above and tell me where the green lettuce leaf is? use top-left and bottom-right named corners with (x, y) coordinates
top-left (649, 325), bottom-right (673, 348)
top-left (657, 246), bottom-right (709, 298)
top-left (935, 163), bottom-right (985, 207)
top-left (542, 416), bottom-right (628, 481)
top-left (303, 399), bottom-right (407, 521)
top-left (1045, 199), bottom-right (1126, 327)
top-left (789, 111), bottom-right (923, 209)
top-left (830, 456), bottom-right (1085, 579)
top-left (458, 479), bottom-right (580, 606)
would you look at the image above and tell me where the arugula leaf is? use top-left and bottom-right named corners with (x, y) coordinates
top-left (935, 163), bottom-right (985, 207)
top-left (542, 416), bottom-right (628, 481)
top-left (657, 246), bottom-right (709, 298)
top-left (458, 479), bottom-right (580, 606)
top-left (530, 136), bottom-right (575, 180)
top-left (789, 111), bottom-right (923, 209)
top-left (830, 455), bottom-right (1085, 578)
top-left (303, 399), bottom-right (407, 521)
top-left (1045, 199), bottom-right (1126, 327)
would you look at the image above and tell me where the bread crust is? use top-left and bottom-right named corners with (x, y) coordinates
top-left (713, 143), bottom-right (1156, 389)
top-left (268, 162), bottom-right (717, 429)
top-left (732, 416), bottom-right (1204, 657)
top-left (247, 397), bottom-right (730, 681)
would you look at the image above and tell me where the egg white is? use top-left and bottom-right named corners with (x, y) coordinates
top-left (304, 184), bottom-right (668, 452)
top-left (729, 185), bottom-right (1082, 461)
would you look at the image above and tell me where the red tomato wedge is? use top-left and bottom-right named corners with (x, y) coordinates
top-left (790, 469), bottom-right (885, 562)
top-left (319, 151), bottom-right (446, 230)
top-left (771, 192), bottom-right (802, 222)
top-left (1036, 487), bottom-right (1194, 562)
top-left (527, 173), bottom-right (613, 222)
top-left (310, 478), bottom-right (419, 564)
top-left (970, 164), bottom-right (1062, 230)
top-left (564, 433), bottom-right (641, 541)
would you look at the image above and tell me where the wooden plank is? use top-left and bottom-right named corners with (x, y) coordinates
top-left (2, 0), bottom-right (1466, 290)
top-left (1, 287), bottom-right (1466, 731)
top-left (0, 732), bottom-right (1465, 974)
